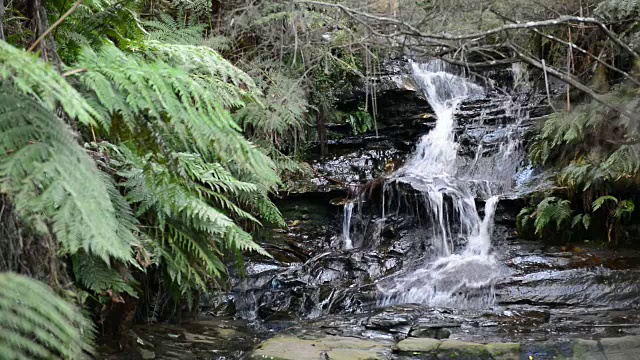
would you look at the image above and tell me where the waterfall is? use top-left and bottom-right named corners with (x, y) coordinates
top-left (343, 202), bottom-right (354, 250)
top-left (377, 61), bottom-right (521, 308)
top-left (393, 61), bottom-right (486, 257)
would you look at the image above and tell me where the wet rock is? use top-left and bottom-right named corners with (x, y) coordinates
top-left (396, 337), bottom-right (441, 353)
top-left (250, 335), bottom-right (392, 360)
top-left (365, 309), bottom-right (416, 334)
top-left (485, 342), bottom-right (520, 360)
top-left (437, 339), bottom-right (492, 359)
top-left (572, 339), bottom-right (605, 360)
top-left (408, 327), bottom-right (451, 340)
top-left (600, 335), bottom-right (640, 359)
top-left (497, 268), bottom-right (640, 308)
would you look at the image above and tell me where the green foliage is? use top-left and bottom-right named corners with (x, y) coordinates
top-left (527, 84), bottom-right (640, 243)
top-left (533, 197), bottom-right (572, 235)
top-left (0, 41), bottom-right (99, 127)
top-left (104, 143), bottom-right (278, 294)
top-left (170, 0), bottom-right (212, 19)
top-left (0, 85), bottom-right (135, 264)
top-left (72, 252), bottom-right (138, 298)
top-left (596, 0), bottom-right (640, 20)
top-left (346, 109), bottom-right (374, 135)
top-left (592, 195), bottom-right (619, 211)
top-left (0, 272), bottom-right (94, 359)
top-left (76, 41), bottom-right (281, 186)
top-left (144, 12), bottom-right (207, 44)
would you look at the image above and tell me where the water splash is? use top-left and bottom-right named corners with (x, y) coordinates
top-left (379, 196), bottom-right (502, 308)
top-left (343, 202), bottom-right (354, 250)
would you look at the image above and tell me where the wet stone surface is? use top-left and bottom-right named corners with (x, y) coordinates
top-left (100, 61), bottom-right (640, 359)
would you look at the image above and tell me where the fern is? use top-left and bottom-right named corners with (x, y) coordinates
top-left (592, 195), bottom-right (619, 211)
top-left (0, 272), bottom-right (94, 359)
top-left (170, 0), bottom-right (211, 19)
top-left (144, 12), bottom-right (206, 45)
top-left (72, 252), bottom-right (138, 297)
top-left (104, 144), bottom-right (275, 294)
top-left (534, 197), bottom-right (572, 235)
top-left (75, 42), bottom-right (280, 189)
top-left (596, 0), bottom-right (640, 20)
top-left (0, 86), bottom-right (135, 263)
top-left (0, 41), bottom-right (99, 127)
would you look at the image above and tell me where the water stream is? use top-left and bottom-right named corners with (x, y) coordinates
top-left (342, 202), bottom-right (354, 250)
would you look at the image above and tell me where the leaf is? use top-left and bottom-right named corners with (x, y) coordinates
top-left (571, 214), bottom-right (583, 228)
top-left (0, 86), bottom-right (135, 263)
top-left (592, 195), bottom-right (619, 211)
top-left (582, 213), bottom-right (591, 230)
top-left (0, 272), bottom-right (94, 359)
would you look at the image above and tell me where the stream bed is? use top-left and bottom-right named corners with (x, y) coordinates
top-left (100, 60), bottom-right (640, 360)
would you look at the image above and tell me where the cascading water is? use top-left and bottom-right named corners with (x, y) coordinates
top-left (343, 202), bottom-right (354, 250)
top-left (378, 61), bottom-right (524, 308)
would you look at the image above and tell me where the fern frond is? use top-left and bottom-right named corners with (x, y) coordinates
top-left (0, 272), bottom-right (94, 360)
top-left (144, 12), bottom-right (206, 44)
top-left (0, 41), bottom-right (100, 127)
top-left (72, 252), bottom-right (138, 297)
top-left (75, 43), bottom-right (280, 189)
top-left (0, 87), bottom-right (134, 263)
top-left (592, 195), bottom-right (619, 211)
top-left (534, 197), bottom-right (572, 234)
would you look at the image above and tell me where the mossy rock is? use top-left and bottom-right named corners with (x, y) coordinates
top-left (396, 338), bottom-right (441, 353)
top-left (436, 340), bottom-right (492, 359)
top-left (485, 342), bottom-right (520, 360)
top-left (250, 335), bottom-right (391, 360)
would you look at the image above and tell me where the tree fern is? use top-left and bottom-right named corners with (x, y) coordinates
top-left (0, 41), bottom-right (99, 127)
top-left (72, 252), bottom-right (138, 297)
top-left (75, 42), bottom-right (280, 189)
top-left (0, 86), bottom-right (135, 263)
top-left (104, 144), bottom-right (275, 294)
top-left (0, 272), bottom-right (94, 359)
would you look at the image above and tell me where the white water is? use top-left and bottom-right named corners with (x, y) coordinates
top-left (378, 61), bottom-right (521, 308)
top-left (343, 202), bottom-right (354, 250)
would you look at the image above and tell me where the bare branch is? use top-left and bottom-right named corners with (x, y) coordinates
top-left (28, 0), bottom-right (82, 53)
top-left (597, 23), bottom-right (640, 59)
top-left (490, 9), bottom-right (640, 86)
top-left (508, 43), bottom-right (636, 119)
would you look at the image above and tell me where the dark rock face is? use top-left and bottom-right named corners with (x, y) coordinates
top-left (217, 61), bottom-right (640, 343)
top-left (102, 60), bottom-right (640, 359)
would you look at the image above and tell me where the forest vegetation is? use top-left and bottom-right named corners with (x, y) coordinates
top-left (0, 0), bottom-right (640, 358)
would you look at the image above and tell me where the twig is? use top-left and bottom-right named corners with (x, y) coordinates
top-left (598, 23), bottom-right (640, 59)
top-left (542, 59), bottom-right (556, 111)
top-left (28, 0), bottom-right (82, 53)
top-left (62, 68), bottom-right (87, 77)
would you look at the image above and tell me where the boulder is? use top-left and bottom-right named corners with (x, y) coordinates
top-left (250, 335), bottom-right (392, 360)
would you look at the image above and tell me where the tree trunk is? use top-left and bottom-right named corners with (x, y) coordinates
top-left (28, 0), bottom-right (61, 66)
top-left (316, 107), bottom-right (328, 158)
top-left (0, 0), bottom-right (5, 41)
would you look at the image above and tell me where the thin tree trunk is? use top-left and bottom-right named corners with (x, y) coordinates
top-left (316, 108), bottom-right (327, 158)
top-left (0, 0), bottom-right (5, 41)
top-left (28, 0), bottom-right (62, 66)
